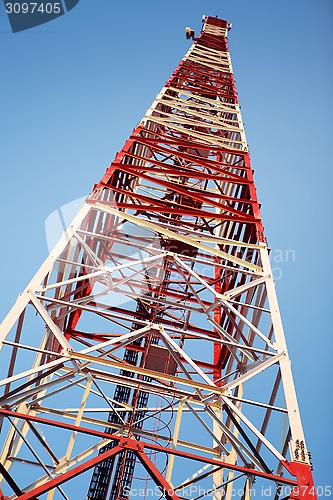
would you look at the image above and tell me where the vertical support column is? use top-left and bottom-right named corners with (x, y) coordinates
top-left (259, 247), bottom-right (308, 458)
top-left (166, 400), bottom-right (184, 484)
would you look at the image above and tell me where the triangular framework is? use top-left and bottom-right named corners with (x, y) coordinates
top-left (0, 16), bottom-right (315, 500)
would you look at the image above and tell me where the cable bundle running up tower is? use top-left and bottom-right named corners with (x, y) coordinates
top-left (0, 16), bottom-right (316, 500)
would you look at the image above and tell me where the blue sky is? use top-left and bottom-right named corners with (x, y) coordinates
top-left (0, 0), bottom-right (332, 492)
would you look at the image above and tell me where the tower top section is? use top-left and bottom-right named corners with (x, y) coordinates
top-left (202, 15), bottom-right (232, 37)
top-left (186, 16), bottom-right (231, 41)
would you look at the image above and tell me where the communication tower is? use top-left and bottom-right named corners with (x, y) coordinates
top-left (0, 16), bottom-right (316, 500)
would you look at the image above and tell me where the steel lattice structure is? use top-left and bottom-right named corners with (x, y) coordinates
top-left (0, 16), bottom-right (316, 500)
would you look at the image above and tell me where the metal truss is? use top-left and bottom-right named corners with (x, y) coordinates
top-left (0, 16), bottom-right (316, 500)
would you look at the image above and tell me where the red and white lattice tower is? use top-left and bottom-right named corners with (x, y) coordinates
top-left (0, 16), bottom-right (316, 500)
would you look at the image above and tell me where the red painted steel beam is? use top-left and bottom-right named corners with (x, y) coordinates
top-left (87, 198), bottom-right (256, 222)
top-left (67, 305), bottom-right (221, 336)
top-left (13, 445), bottom-right (124, 500)
top-left (0, 409), bottom-right (298, 488)
top-left (101, 178), bottom-right (256, 205)
top-left (136, 448), bottom-right (181, 500)
top-left (116, 439), bottom-right (181, 500)
top-left (282, 461), bottom-right (317, 500)
top-left (111, 150), bottom-right (252, 179)
top-left (99, 164), bottom-right (257, 219)
top-left (0, 491), bottom-right (11, 500)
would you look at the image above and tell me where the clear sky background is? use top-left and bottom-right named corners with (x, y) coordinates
top-left (0, 0), bottom-right (332, 493)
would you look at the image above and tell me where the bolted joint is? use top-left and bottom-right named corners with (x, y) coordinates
top-left (60, 347), bottom-right (73, 356)
top-left (119, 437), bottom-right (144, 452)
top-left (290, 439), bottom-right (309, 464)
